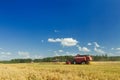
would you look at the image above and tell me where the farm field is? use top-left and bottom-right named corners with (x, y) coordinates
top-left (0, 61), bottom-right (120, 80)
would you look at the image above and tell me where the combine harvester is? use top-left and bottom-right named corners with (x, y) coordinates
top-left (66, 54), bottom-right (92, 64)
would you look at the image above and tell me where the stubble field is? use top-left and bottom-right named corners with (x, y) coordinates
top-left (0, 61), bottom-right (120, 80)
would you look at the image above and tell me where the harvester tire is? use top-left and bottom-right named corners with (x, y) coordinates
top-left (85, 61), bottom-right (90, 64)
top-left (81, 61), bottom-right (85, 64)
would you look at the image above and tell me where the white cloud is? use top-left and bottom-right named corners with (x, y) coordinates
top-left (61, 38), bottom-right (78, 46)
top-left (94, 47), bottom-right (105, 54)
top-left (48, 38), bottom-right (78, 47)
top-left (94, 42), bottom-right (100, 47)
top-left (53, 50), bottom-right (63, 54)
top-left (18, 51), bottom-right (30, 58)
top-left (115, 51), bottom-right (120, 56)
top-left (55, 53), bottom-right (60, 56)
top-left (65, 52), bottom-right (76, 56)
top-left (54, 51), bottom-right (57, 53)
top-left (107, 53), bottom-right (115, 56)
top-left (0, 51), bottom-right (12, 60)
top-left (76, 45), bottom-right (82, 51)
top-left (111, 48), bottom-right (120, 51)
top-left (48, 38), bottom-right (61, 42)
top-left (0, 48), bottom-right (4, 50)
top-left (88, 43), bottom-right (92, 46)
top-left (33, 55), bottom-right (43, 59)
top-left (111, 48), bottom-right (114, 50)
top-left (82, 47), bottom-right (90, 52)
top-left (77, 45), bottom-right (90, 52)
top-left (41, 40), bottom-right (44, 43)
top-left (116, 48), bottom-right (120, 50)
top-left (58, 50), bottom-right (63, 53)
top-left (0, 52), bottom-right (11, 55)
top-left (107, 52), bottom-right (120, 56)
top-left (66, 52), bottom-right (70, 55)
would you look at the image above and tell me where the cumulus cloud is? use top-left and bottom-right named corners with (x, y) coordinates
top-left (107, 53), bottom-right (115, 56)
top-left (54, 51), bottom-right (60, 56)
top-left (18, 51), bottom-right (30, 58)
top-left (48, 38), bottom-right (78, 47)
top-left (65, 52), bottom-right (76, 56)
top-left (41, 40), bottom-right (44, 43)
top-left (1, 52), bottom-right (11, 55)
top-left (93, 42), bottom-right (106, 54)
top-left (76, 45), bottom-right (82, 51)
top-left (48, 38), bottom-right (61, 42)
top-left (82, 47), bottom-right (91, 52)
top-left (54, 51), bottom-right (57, 53)
top-left (0, 48), bottom-right (4, 50)
top-left (58, 50), bottom-right (63, 53)
top-left (88, 43), bottom-right (92, 46)
top-left (116, 48), bottom-right (120, 50)
top-left (111, 48), bottom-right (114, 50)
top-left (77, 45), bottom-right (90, 52)
top-left (66, 52), bottom-right (70, 55)
top-left (94, 42), bottom-right (100, 47)
top-left (33, 55), bottom-right (43, 59)
top-left (61, 38), bottom-right (78, 46)
top-left (111, 48), bottom-right (120, 51)
top-left (55, 53), bottom-right (60, 56)
top-left (115, 51), bottom-right (120, 56)
top-left (0, 51), bottom-right (12, 60)
top-left (94, 47), bottom-right (105, 54)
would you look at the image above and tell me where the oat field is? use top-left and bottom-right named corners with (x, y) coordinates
top-left (0, 62), bottom-right (120, 80)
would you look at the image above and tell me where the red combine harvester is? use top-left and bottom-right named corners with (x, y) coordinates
top-left (66, 54), bottom-right (92, 64)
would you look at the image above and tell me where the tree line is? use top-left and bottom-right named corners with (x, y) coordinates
top-left (0, 55), bottom-right (120, 63)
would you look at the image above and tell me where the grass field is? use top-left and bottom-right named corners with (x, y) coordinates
top-left (0, 61), bottom-right (120, 80)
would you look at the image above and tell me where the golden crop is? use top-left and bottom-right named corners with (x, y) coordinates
top-left (0, 62), bottom-right (120, 80)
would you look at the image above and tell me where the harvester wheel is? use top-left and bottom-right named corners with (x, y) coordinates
top-left (73, 61), bottom-right (76, 64)
top-left (81, 61), bottom-right (85, 64)
top-left (85, 61), bottom-right (90, 64)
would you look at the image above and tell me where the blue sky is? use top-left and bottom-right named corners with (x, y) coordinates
top-left (0, 0), bottom-right (120, 60)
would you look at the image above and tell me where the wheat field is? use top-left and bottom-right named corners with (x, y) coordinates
top-left (0, 62), bottom-right (120, 80)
